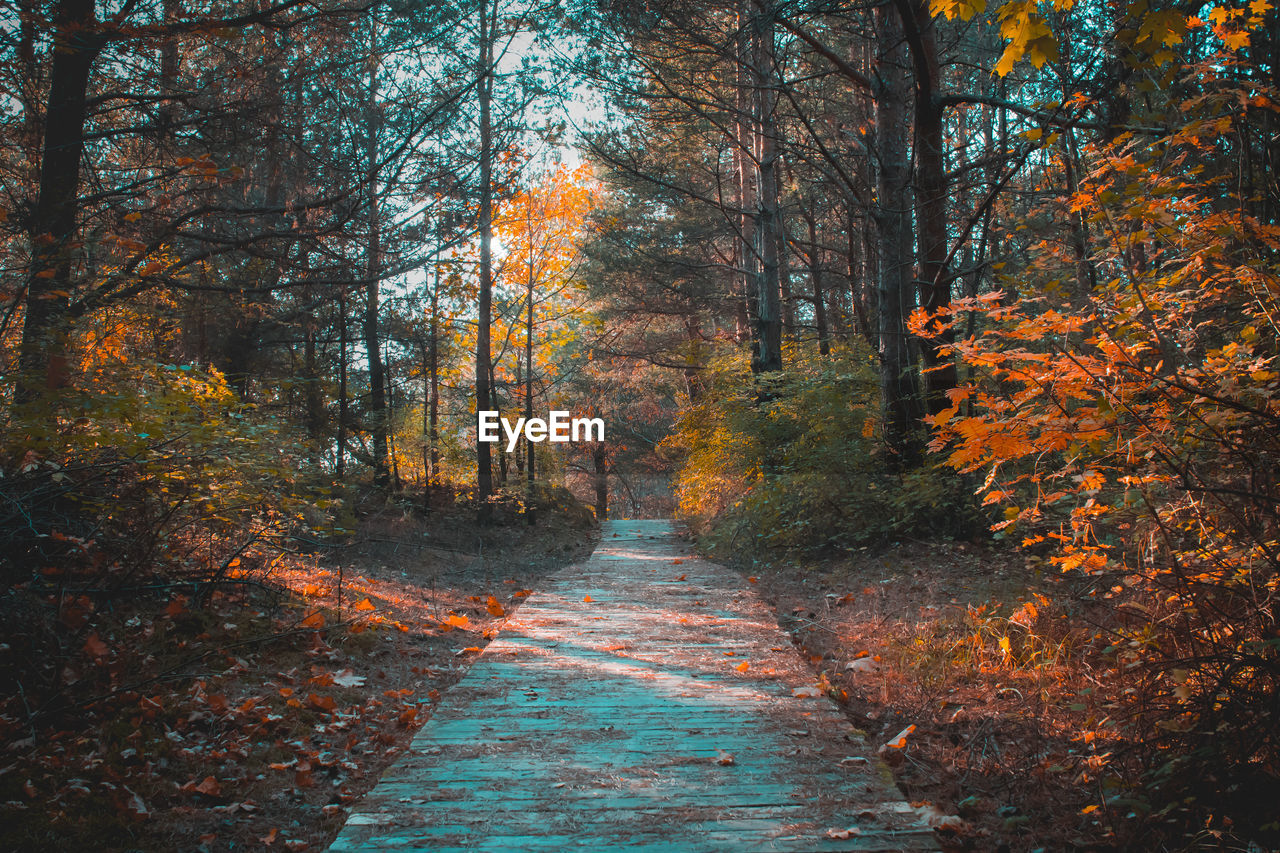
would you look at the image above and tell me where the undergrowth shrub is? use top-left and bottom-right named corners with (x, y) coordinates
top-left (0, 355), bottom-right (339, 725)
top-left (666, 347), bottom-right (985, 558)
top-left (916, 80), bottom-right (1280, 846)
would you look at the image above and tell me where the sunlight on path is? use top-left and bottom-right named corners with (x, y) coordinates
top-left (328, 520), bottom-right (936, 852)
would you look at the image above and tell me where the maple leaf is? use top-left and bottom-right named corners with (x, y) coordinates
top-left (332, 669), bottom-right (366, 688)
top-left (486, 595), bottom-right (505, 617)
top-left (353, 598), bottom-right (375, 612)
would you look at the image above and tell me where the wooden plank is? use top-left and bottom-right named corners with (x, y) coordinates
top-left (328, 519), bottom-right (936, 852)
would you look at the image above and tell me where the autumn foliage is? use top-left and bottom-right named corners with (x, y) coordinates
top-left (914, 64), bottom-right (1280, 841)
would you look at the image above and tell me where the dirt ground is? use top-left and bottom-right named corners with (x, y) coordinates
top-left (0, 500), bottom-right (598, 853)
top-left (713, 537), bottom-right (1133, 853)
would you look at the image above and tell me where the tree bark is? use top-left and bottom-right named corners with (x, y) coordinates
top-left (17, 0), bottom-right (101, 409)
top-left (875, 0), bottom-right (923, 461)
top-left (896, 0), bottom-right (956, 418)
top-left (750, 0), bottom-right (783, 374)
top-left (593, 444), bottom-right (609, 522)
top-left (734, 0), bottom-right (756, 346)
top-left (426, 269), bottom-right (441, 505)
top-left (337, 288), bottom-right (349, 479)
top-left (525, 212), bottom-right (537, 526)
top-left (363, 27), bottom-right (390, 490)
top-left (475, 0), bottom-right (495, 522)
top-left (805, 210), bottom-right (830, 355)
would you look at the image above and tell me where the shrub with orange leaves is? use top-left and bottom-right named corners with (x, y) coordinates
top-left (913, 74), bottom-right (1280, 842)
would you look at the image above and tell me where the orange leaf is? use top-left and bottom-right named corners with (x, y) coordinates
top-left (306, 693), bottom-right (336, 713)
top-left (164, 596), bottom-right (188, 618)
top-left (398, 706), bottom-right (418, 727)
top-left (301, 610), bottom-right (325, 629)
top-left (675, 574), bottom-right (686, 581)
top-left (444, 613), bottom-right (470, 630)
top-left (735, 661), bottom-right (750, 672)
top-left (193, 776), bottom-right (222, 796)
top-left (486, 595), bottom-right (506, 617)
top-left (583, 595), bottom-right (593, 603)
top-left (354, 598), bottom-right (375, 612)
top-left (747, 576), bottom-right (758, 584)
top-left (83, 632), bottom-right (109, 659)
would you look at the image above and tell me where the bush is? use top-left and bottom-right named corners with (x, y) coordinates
top-left (666, 346), bottom-right (985, 559)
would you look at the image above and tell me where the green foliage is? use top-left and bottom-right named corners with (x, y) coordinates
top-left (1, 356), bottom-right (333, 589)
top-left (667, 346), bottom-right (985, 557)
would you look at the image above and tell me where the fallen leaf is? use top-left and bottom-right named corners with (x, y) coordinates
top-left (332, 670), bottom-right (365, 688)
top-left (793, 686), bottom-right (822, 698)
top-left (583, 595), bottom-right (593, 602)
top-left (735, 661), bottom-right (750, 672)
top-left (83, 633), bottom-right (109, 659)
top-left (715, 749), bottom-right (735, 766)
top-left (882, 724), bottom-right (917, 750)
top-left (443, 613), bottom-right (470, 631)
top-left (193, 776), bottom-right (222, 796)
top-left (826, 827), bottom-right (862, 839)
top-left (306, 693), bottom-right (336, 712)
top-left (354, 598), bottom-right (375, 612)
top-left (486, 595), bottom-right (506, 617)
top-left (121, 786), bottom-right (149, 819)
top-left (301, 610), bottom-right (325, 629)
top-left (260, 828), bottom-right (278, 845)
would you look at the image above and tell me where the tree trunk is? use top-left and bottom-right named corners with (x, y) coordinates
top-left (475, 0), bottom-right (495, 523)
top-left (17, 0), bottom-right (100, 410)
top-left (363, 32), bottom-right (390, 490)
top-left (337, 289), bottom-right (349, 479)
top-left (592, 444), bottom-right (609, 522)
top-left (875, 0), bottom-right (923, 461)
top-left (897, 0), bottom-right (956, 418)
top-left (525, 219), bottom-right (536, 526)
top-left (805, 209), bottom-right (830, 355)
top-left (734, 0), bottom-right (755, 346)
top-left (427, 272), bottom-right (441, 504)
top-left (304, 295), bottom-right (324, 455)
top-left (750, 0), bottom-right (783, 374)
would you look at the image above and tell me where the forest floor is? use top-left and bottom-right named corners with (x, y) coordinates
top-left (0, 499), bottom-right (598, 853)
top-left (742, 539), bottom-right (1128, 853)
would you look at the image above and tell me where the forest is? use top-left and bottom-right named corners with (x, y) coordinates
top-left (1, 0), bottom-right (1278, 848)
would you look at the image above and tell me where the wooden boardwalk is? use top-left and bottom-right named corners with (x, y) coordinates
top-left (329, 520), bottom-right (937, 852)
